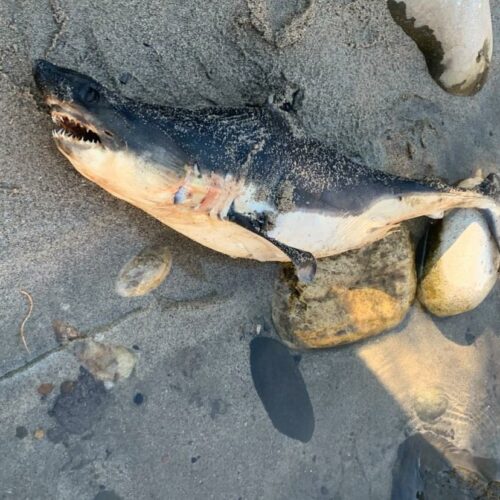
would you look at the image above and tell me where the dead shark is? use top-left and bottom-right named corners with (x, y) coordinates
top-left (34, 60), bottom-right (499, 282)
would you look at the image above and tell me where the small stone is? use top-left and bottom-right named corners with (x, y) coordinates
top-left (133, 393), bottom-right (144, 405)
top-left (33, 428), bottom-right (45, 440)
top-left (115, 244), bottom-right (172, 297)
top-left (272, 227), bottom-right (416, 348)
top-left (418, 209), bottom-right (499, 317)
top-left (413, 387), bottom-right (448, 422)
top-left (60, 380), bottom-right (75, 394)
top-left (37, 383), bottom-right (54, 396)
top-left (75, 340), bottom-right (137, 383)
top-left (119, 72), bottom-right (132, 84)
top-left (15, 426), bottom-right (28, 439)
top-left (53, 320), bottom-right (85, 344)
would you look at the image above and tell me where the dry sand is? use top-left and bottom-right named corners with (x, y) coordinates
top-left (0, 1), bottom-right (499, 499)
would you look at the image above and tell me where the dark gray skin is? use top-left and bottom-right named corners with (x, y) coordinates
top-left (33, 60), bottom-right (500, 281)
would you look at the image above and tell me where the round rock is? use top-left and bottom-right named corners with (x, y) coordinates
top-left (418, 208), bottom-right (499, 317)
top-left (413, 387), bottom-right (448, 422)
top-left (115, 244), bottom-right (172, 297)
top-left (272, 227), bottom-right (416, 349)
top-left (388, 0), bottom-right (493, 96)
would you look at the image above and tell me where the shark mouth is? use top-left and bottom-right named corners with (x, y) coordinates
top-left (51, 111), bottom-right (101, 145)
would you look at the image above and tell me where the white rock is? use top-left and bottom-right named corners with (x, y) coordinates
top-left (418, 208), bottom-right (499, 317)
top-left (388, 0), bottom-right (492, 95)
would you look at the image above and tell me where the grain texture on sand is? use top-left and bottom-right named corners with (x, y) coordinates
top-left (0, 1), bottom-right (498, 499)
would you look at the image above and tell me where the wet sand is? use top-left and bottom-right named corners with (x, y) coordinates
top-left (0, 1), bottom-right (498, 498)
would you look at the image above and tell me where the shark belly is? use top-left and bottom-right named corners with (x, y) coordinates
top-left (148, 206), bottom-right (289, 262)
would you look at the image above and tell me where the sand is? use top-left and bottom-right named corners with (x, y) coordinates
top-left (0, 1), bottom-right (498, 498)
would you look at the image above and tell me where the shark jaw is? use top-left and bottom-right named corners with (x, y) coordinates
top-left (43, 97), bottom-right (289, 262)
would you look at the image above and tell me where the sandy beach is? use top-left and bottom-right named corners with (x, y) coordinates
top-left (1, 1), bottom-right (499, 498)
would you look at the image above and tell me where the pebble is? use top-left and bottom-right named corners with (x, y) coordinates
top-left (272, 227), bottom-right (416, 348)
top-left (413, 387), bottom-right (448, 422)
top-left (115, 244), bottom-right (172, 297)
top-left (75, 340), bottom-right (137, 384)
top-left (37, 383), bottom-right (54, 397)
top-left (15, 426), bottom-right (28, 439)
top-left (133, 392), bottom-right (144, 405)
top-left (33, 428), bottom-right (45, 440)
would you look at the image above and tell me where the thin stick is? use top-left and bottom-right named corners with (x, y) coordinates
top-left (19, 290), bottom-right (33, 354)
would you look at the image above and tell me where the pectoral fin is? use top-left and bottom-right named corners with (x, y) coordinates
top-left (227, 207), bottom-right (317, 283)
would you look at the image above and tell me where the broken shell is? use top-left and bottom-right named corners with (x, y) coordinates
top-left (388, 0), bottom-right (493, 96)
top-left (418, 208), bottom-right (499, 317)
top-left (272, 227), bottom-right (416, 349)
top-left (75, 340), bottom-right (137, 384)
top-left (115, 244), bottom-right (172, 297)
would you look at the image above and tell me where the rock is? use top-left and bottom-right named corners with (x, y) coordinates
top-left (418, 209), bottom-right (499, 317)
top-left (52, 320), bottom-right (85, 344)
top-left (388, 0), bottom-right (493, 96)
top-left (15, 426), bottom-right (28, 439)
top-left (413, 387), bottom-right (448, 422)
top-left (272, 227), bottom-right (416, 349)
top-left (115, 244), bottom-right (172, 297)
top-left (75, 340), bottom-right (137, 385)
top-left (37, 383), bottom-right (54, 396)
top-left (33, 428), bottom-right (45, 440)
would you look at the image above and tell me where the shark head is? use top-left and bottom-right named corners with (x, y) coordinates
top-left (34, 59), bottom-right (188, 206)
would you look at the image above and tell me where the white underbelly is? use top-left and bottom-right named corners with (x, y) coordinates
top-left (147, 205), bottom-right (290, 262)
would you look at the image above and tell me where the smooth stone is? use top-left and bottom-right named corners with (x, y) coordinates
top-left (75, 340), bottom-right (137, 385)
top-left (272, 227), bottom-right (416, 349)
top-left (413, 387), bottom-right (448, 422)
top-left (418, 208), bottom-right (499, 317)
top-left (388, 0), bottom-right (493, 96)
top-left (115, 244), bottom-right (172, 297)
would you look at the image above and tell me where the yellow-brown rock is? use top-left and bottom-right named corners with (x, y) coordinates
top-left (115, 244), bottom-right (172, 297)
top-left (272, 227), bottom-right (416, 349)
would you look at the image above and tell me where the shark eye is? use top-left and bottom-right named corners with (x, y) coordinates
top-left (81, 86), bottom-right (100, 104)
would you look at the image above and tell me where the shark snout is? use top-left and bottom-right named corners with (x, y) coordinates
top-left (33, 59), bottom-right (60, 94)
